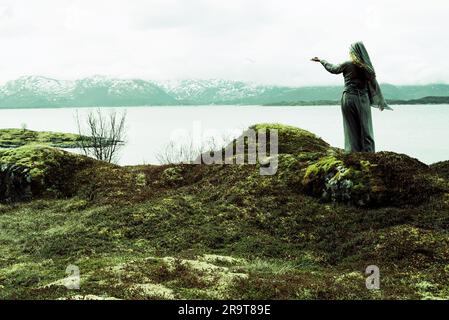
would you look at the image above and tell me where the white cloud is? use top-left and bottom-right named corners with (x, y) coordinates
top-left (0, 0), bottom-right (447, 86)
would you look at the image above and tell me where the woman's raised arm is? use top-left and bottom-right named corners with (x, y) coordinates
top-left (311, 57), bottom-right (345, 74)
top-left (320, 60), bottom-right (346, 74)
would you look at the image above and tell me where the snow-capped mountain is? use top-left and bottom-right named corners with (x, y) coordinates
top-left (0, 76), bottom-right (76, 108)
top-left (0, 76), bottom-right (292, 107)
top-left (1, 76), bottom-right (449, 108)
top-left (159, 79), bottom-right (276, 104)
top-left (0, 76), bottom-right (178, 108)
top-left (1, 76), bottom-right (75, 96)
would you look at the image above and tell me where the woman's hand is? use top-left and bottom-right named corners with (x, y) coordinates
top-left (310, 57), bottom-right (321, 62)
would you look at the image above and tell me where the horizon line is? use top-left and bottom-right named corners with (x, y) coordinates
top-left (0, 75), bottom-right (448, 88)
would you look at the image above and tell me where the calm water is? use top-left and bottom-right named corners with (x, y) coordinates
top-left (0, 105), bottom-right (448, 165)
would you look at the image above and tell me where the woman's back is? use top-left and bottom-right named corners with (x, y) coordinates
top-left (319, 60), bottom-right (371, 94)
top-left (341, 61), bottom-right (371, 94)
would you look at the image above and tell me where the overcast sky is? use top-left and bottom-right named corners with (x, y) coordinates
top-left (0, 0), bottom-right (448, 86)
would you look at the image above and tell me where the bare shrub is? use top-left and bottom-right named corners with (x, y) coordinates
top-left (76, 108), bottom-right (127, 163)
top-left (156, 132), bottom-right (235, 165)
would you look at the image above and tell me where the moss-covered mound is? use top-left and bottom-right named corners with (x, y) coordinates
top-left (2, 125), bottom-right (446, 208)
top-left (1, 124), bottom-right (448, 300)
top-left (249, 123), bottom-right (331, 155)
top-left (0, 145), bottom-right (157, 204)
top-left (197, 123), bottom-right (332, 164)
top-left (0, 128), bottom-right (84, 148)
top-left (301, 151), bottom-right (446, 206)
top-left (0, 145), bottom-right (95, 202)
top-left (431, 160), bottom-right (449, 179)
top-left (211, 123), bottom-right (446, 207)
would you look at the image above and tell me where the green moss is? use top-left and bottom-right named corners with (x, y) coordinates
top-left (0, 145), bottom-right (96, 201)
top-left (300, 151), bottom-right (445, 207)
top-left (0, 145), bottom-right (65, 180)
top-left (135, 173), bottom-right (147, 187)
top-left (249, 123), bottom-right (331, 155)
top-left (302, 156), bottom-right (343, 185)
top-left (0, 128), bottom-right (85, 148)
top-left (160, 166), bottom-right (184, 186)
top-left (0, 124), bottom-right (448, 299)
top-left (362, 225), bottom-right (449, 267)
top-left (431, 161), bottom-right (449, 179)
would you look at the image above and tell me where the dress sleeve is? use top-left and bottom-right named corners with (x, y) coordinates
top-left (320, 60), bottom-right (346, 74)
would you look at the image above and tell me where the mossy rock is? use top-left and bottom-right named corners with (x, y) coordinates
top-left (301, 151), bottom-right (446, 207)
top-left (0, 145), bottom-right (95, 202)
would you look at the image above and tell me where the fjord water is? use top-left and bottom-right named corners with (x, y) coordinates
top-left (0, 105), bottom-right (448, 165)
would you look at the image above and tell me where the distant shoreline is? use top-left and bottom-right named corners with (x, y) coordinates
top-left (263, 96), bottom-right (449, 106)
top-left (0, 96), bottom-right (448, 110)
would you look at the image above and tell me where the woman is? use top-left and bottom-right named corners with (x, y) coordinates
top-left (311, 42), bottom-right (389, 153)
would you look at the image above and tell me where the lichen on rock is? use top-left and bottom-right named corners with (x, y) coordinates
top-left (301, 151), bottom-right (446, 206)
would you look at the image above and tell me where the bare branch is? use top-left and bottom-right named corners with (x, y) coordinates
top-left (75, 108), bottom-right (127, 164)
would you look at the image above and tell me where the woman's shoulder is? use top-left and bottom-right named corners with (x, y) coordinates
top-left (344, 61), bottom-right (367, 72)
top-left (338, 61), bottom-right (355, 72)
top-left (343, 61), bottom-right (356, 67)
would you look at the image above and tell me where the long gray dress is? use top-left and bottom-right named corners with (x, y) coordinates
top-left (320, 60), bottom-right (375, 153)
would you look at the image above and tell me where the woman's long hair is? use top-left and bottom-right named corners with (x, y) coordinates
top-left (349, 41), bottom-right (389, 110)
